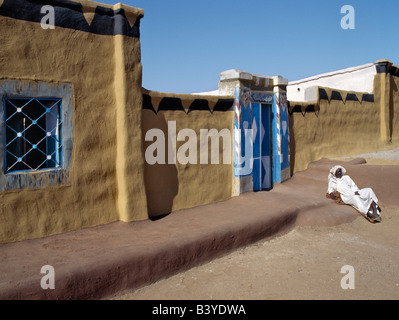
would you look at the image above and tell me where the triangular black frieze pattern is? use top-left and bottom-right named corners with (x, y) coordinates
top-left (0, 0), bottom-right (142, 38)
top-left (187, 99), bottom-right (210, 114)
top-left (157, 97), bottom-right (185, 113)
top-left (142, 95), bottom-right (234, 115)
top-left (142, 94), bottom-right (156, 113)
top-left (318, 88), bottom-right (374, 104)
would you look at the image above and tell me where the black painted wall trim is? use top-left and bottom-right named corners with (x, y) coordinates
top-left (318, 88), bottom-right (374, 104)
top-left (143, 94), bottom-right (234, 114)
top-left (376, 61), bottom-right (399, 77)
top-left (0, 0), bottom-right (142, 38)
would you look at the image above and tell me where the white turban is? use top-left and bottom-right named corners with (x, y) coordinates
top-left (327, 165), bottom-right (346, 193)
top-left (329, 165), bottom-right (346, 178)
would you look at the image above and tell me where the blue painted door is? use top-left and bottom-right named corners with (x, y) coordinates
top-left (261, 104), bottom-right (272, 189)
top-left (252, 103), bottom-right (272, 191)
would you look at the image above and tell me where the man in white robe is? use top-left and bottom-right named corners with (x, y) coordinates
top-left (327, 165), bottom-right (381, 223)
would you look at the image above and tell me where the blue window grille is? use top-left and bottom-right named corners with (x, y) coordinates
top-left (4, 97), bottom-right (62, 173)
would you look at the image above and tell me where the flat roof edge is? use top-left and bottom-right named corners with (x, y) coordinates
top-left (288, 62), bottom-right (377, 86)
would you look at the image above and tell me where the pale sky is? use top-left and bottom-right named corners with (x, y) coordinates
top-left (100, 0), bottom-right (399, 93)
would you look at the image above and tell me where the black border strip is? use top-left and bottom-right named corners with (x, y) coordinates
top-left (318, 88), bottom-right (374, 104)
top-left (0, 0), bottom-right (142, 38)
top-left (376, 61), bottom-right (399, 77)
top-left (187, 99), bottom-right (210, 113)
top-left (157, 97), bottom-right (185, 112)
top-left (212, 99), bottom-right (234, 112)
top-left (142, 95), bottom-right (234, 114)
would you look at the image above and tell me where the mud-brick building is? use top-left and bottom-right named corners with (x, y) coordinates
top-left (287, 59), bottom-right (399, 174)
top-left (0, 0), bottom-right (291, 243)
top-left (0, 0), bottom-right (148, 243)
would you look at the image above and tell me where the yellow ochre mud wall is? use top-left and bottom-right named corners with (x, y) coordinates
top-left (142, 90), bottom-right (235, 219)
top-left (3, 0), bottom-right (397, 244)
top-left (0, 0), bottom-right (236, 243)
top-left (289, 63), bottom-right (399, 174)
top-left (390, 73), bottom-right (399, 143)
top-left (0, 0), bottom-right (147, 243)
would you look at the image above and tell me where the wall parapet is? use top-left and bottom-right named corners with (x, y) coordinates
top-left (288, 87), bottom-right (375, 117)
top-left (0, 0), bottom-right (143, 38)
top-left (375, 59), bottom-right (399, 77)
top-left (142, 89), bottom-right (235, 114)
top-left (0, 0), bottom-right (146, 243)
top-left (288, 63), bottom-right (399, 174)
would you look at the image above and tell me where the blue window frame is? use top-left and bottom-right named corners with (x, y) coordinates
top-left (4, 97), bottom-right (62, 173)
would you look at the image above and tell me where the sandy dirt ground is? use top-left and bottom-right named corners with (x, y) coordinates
top-left (110, 149), bottom-right (399, 300)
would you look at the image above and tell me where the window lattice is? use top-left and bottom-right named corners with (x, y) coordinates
top-left (4, 98), bottom-right (62, 173)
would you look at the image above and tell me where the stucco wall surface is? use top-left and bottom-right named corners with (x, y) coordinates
top-left (290, 91), bottom-right (382, 173)
top-left (142, 91), bottom-right (235, 218)
top-left (289, 69), bottom-right (399, 174)
top-left (391, 74), bottom-right (399, 144)
top-left (287, 63), bottom-right (377, 102)
top-left (0, 1), bottom-right (145, 243)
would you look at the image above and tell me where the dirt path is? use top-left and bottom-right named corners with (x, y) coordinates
top-left (332, 146), bottom-right (399, 166)
top-left (109, 149), bottom-right (399, 300)
top-left (109, 206), bottom-right (398, 300)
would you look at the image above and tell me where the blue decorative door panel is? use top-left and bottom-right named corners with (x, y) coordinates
top-left (261, 104), bottom-right (272, 190)
top-left (251, 103), bottom-right (261, 191)
top-left (252, 103), bottom-right (272, 191)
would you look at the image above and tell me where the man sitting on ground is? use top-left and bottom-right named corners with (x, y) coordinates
top-left (326, 165), bottom-right (382, 223)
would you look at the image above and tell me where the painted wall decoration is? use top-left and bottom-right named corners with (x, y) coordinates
top-left (142, 93), bottom-right (234, 114)
top-left (251, 92), bottom-right (274, 104)
top-left (319, 88), bottom-right (374, 104)
top-left (288, 89), bottom-right (374, 117)
top-left (270, 91), bottom-right (290, 183)
top-left (233, 87), bottom-right (291, 188)
top-left (271, 94), bottom-right (281, 183)
top-left (251, 103), bottom-right (272, 191)
top-left (233, 88), bottom-right (253, 177)
top-left (278, 92), bottom-right (290, 174)
top-left (0, 0), bottom-right (143, 38)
